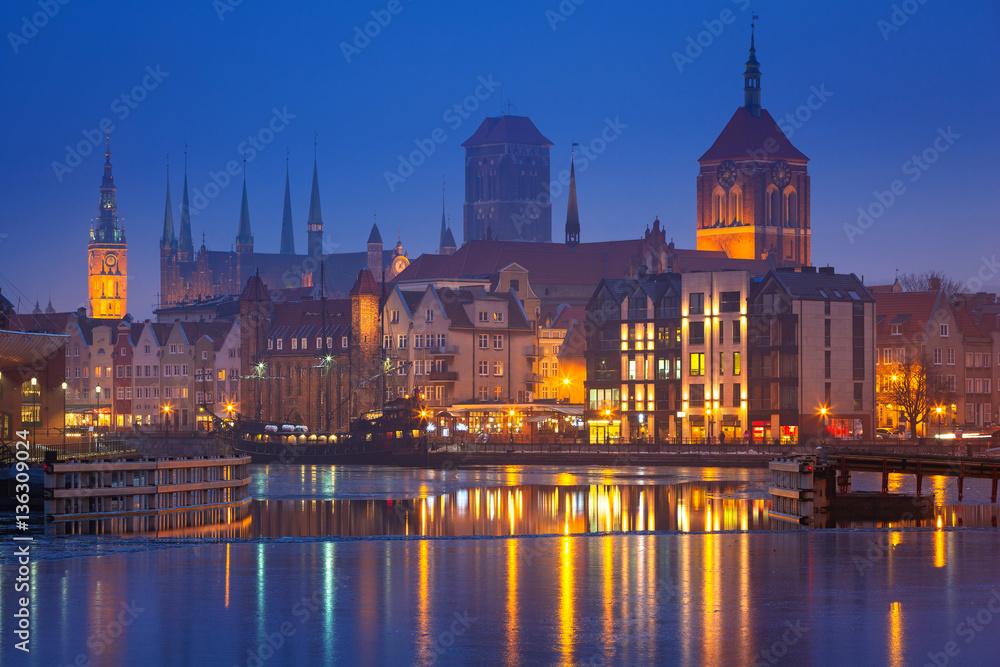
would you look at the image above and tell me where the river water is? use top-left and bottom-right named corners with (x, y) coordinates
top-left (3, 464), bottom-right (999, 665)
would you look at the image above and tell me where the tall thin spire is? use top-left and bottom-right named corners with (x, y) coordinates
top-left (280, 151), bottom-right (295, 254)
top-left (178, 144), bottom-right (194, 257)
top-left (439, 175), bottom-right (449, 251)
top-left (307, 135), bottom-right (324, 258)
top-left (94, 130), bottom-right (123, 243)
top-left (161, 161), bottom-right (174, 251)
top-left (565, 146), bottom-right (580, 249)
top-left (744, 15), bottom-right (762, 117)
top-left (236, 156), bottom-right (253, 249)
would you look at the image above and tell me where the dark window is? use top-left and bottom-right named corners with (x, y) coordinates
top-left (657, 296), bottom-right (679, 319)
top-left (824, 319), bottom-right (831, 347)
top-left (719, 291), bottom-right (741, 313)
top-left (825, 351), bottom-right (832, 379)
top-left (510, 279), bottom-right (519, 292)
top-left (689, 384), bottom-right (705, 408)
top-left (824, 300), bottom-right (831, 315)
top-left (689, 293), bottom-right (704, 315)
top-left (854, 383), bottom-right (863, 411)
top-left (732, 320), bottom-right (741, 344)
top-left (733, 383), bottom-right (741, 408)
top-left (628, 296), bottom-right (647, 319)
top-left (689, 322), bottom-right (705, 345)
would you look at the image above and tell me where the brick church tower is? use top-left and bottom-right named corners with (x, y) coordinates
top-left (88, 134), bottom-right (128, 318)
top-left (462, 115), bottom-right (553, 243)
top-left (696, 23), bottom-right (810, 266)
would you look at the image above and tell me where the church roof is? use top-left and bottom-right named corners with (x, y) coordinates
top-left (442, 227), bottom-right (457, 249)
top-left (462, 115), bottom-right (553, 147)
top-left (699, 107), bottom-right (808, 163)
top-left (367, 223), bottom-right (382, 245)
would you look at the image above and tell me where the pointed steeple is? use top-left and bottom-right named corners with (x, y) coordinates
top-left (565, 150), bottom-right (580, 250)
top-left (439, 176), bottom-right (449, 252)
top-left (743, 17), bottom-right (762, 117)
top-left (94, 132), bottom-right (124, 243)
top-left (178, 148), bottom-right (194, 258)
top-left (307, 136), bottom-right (324, 258)
top-left (280, 156), bottom-right (295, 254)
top-left (160, 165), bottom-right (174, 253)
top-left (236, 173), bottom-right (254, 250)
top-left (45, 298), bottom-right (55, 315)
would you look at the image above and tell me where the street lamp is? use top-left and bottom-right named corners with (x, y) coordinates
top-left (30, 377), bottom-right (38, 447)
top-left (820, 406), bottom-right (828, 443)
top-left (936, 406), bottom-right (943, 438)
top-left (561, 376), bottom-right (570, 403)
top-left (61, 382), bottom-right (68, 448)
top-left (95, 384), bottom-right (102, 434)
top-left (162, 405), bottom-right (172, 437)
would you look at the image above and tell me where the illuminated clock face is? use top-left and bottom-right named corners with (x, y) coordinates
top-left (393, 257), bottom-right (408, 275)
top-left (717, 160), bottom-right (737, 188)
top-left (771, 160), bottom-right (791, 188)
top-left (104, 254), bottom-right (118, 270)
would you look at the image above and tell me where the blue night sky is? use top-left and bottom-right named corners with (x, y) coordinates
top-left (1, 0), bottom-right (998, 318)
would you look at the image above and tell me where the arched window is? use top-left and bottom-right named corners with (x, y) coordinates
top-left (541, 361), bottom-right (549, 378)
top-left (766, 186), bottom-right (780, 226)
top-left (728, 186), bottom-right (742, 225)
top-left (784, 187), bottom-right (798, 227)
top-left (711, 187), bottom-right (727, 226)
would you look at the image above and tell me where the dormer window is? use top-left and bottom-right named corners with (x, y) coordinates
top-left (890, 324), bottom-right (902, 336)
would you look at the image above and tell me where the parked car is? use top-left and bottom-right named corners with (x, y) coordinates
top-left (875, 428), bottom-right (891, 441)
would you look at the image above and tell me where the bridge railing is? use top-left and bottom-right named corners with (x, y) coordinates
top-left (426, 438), bottom-right (990, 458)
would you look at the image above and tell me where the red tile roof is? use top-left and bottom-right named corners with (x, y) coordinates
top-left (462, 115), bottom-right (553, 147)
top-left (699, 107), bottom-right (808, 163)
top-left (873, 291), bottom-right (943, 340)
top-left (349, 268), bottom-right (381, 296)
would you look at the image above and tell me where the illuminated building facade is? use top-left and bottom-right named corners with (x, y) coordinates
top-left (88, 137), bottom-right (128, 318)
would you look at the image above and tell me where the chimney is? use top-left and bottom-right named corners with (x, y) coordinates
top-left (928, 276), bottom-right (941, 291)
top-left (818, 267), bottom-right (835, 276)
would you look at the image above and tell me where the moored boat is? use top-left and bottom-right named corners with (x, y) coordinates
top-left (224, 395), bottom-right (429, 465)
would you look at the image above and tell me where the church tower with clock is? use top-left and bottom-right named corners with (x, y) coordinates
top-left (696, 23), bottom-right (810, 266)
top-left (88, 135), bottom-right (128, 318)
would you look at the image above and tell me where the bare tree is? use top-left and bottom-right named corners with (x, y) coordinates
top-left (880, 353), bottom-right (954, 439)
top-left (897, 270), bottom-right (961, 297)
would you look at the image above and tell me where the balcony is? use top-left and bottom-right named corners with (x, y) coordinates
top-left (430, 345), bottom-right (459, 356)
top-left (524, 345), bottom-right (543, 357)
top-left (427, 371), bottom-right (458, 382)
top-left (598, 340), bottom-right (622, 351)
top-left (524, 372), bottom-right (543, 383)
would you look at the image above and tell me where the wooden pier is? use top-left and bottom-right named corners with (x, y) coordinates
top-left (830, 452), bottom-right (1000, 503)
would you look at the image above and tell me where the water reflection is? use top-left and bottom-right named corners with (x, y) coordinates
top-left (47, 479), bottom-right (1000, 539)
